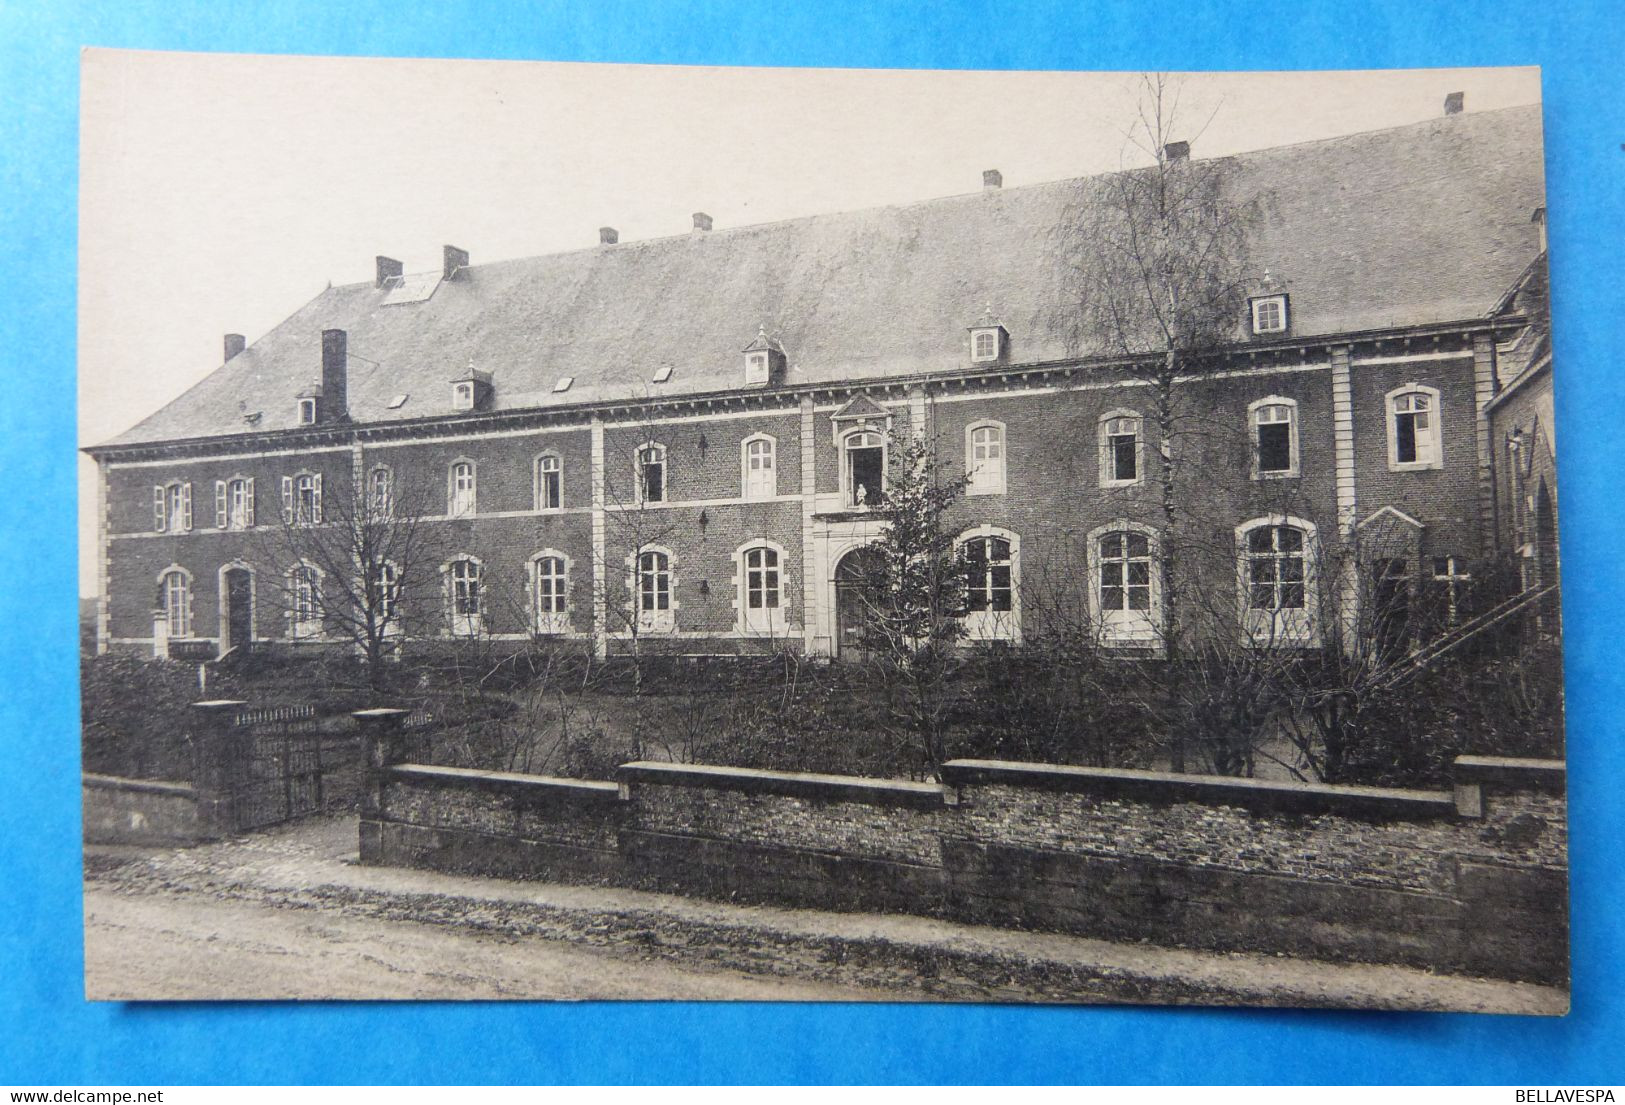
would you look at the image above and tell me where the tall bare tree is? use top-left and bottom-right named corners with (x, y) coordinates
top-left (1067, 73), bottom-right (1264, 767)
top-left (253, 462), bottom-right (437, 688)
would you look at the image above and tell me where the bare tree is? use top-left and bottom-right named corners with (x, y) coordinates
top-left (252, 462), bottom-right (437, 689)
top-left (1066, 73), bottom-right (1264, 767)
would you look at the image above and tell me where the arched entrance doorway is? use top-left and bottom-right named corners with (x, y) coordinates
top-left (834, 545), bottom-right (888, 660)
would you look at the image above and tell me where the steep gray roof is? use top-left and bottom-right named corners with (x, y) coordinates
top-left (102, 104), bottom-right (1545, 448)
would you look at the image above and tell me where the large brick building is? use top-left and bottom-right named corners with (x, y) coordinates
top-left (85, 102), bottom-right (1551, 661)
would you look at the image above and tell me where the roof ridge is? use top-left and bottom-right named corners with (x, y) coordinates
top-left (335, 103), bottom-right (1542, 287)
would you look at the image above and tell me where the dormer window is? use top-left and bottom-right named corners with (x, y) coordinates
top-left (1250, 293), bottom-right (1289, 336)
top-left (967, 308), bottom-right (1008, 364)
top-left (297, 397), bottom-right (317, 424)
top-left (449, 365), bottom-right (493, 412)
top-left (741, 326), bottom-right (785, 387)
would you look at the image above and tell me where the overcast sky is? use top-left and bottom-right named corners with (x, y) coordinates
top-left (77, 53), bottom-right (1541, 595)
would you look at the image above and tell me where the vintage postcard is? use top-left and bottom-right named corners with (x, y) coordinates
top-left (79, 54), bottom-right (1565, 1009)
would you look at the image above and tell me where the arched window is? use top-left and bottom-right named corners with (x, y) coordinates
top-left (152, 481), bottom-right (193, 533)
top-left (369, 466), bottom-right (393, 518)
top-left (445, 557), bottom-right (482, 636)
top-left (1249, 397), bottom-right (1299, 478)
top-left (966, 421), bottom-right (1006, 496)
top-left (1236, 517), bottom-right (1319, 646)
top-left (535, 453), bottom-right (562, 511)
top-left (636, 443), bottom-right (666, 504)
top-left (1098, 410), bottom-right (1143, 487)
top-left (281, 472), bottom-right (322, 525)
top-left (742, 435), bottom-right (776, 501)
top-left (736, 541), bottom-right (787, 634)
top-left (531, 552), bottom-right (570, 634)
top-left (1088, 524), bottom-right (1163, 647)
top-left (288, 563), bottom-right (323, 639)
top-left (448, 460), bottom-right (477, 517)
top-left (843, 430), bottom-right (886, 507)
top-left (959, 528), bottom-right (1019, 641)
top-left (1386, 384), bottom-right (1443, 470)
top-left (159, 569), bottom-right (191, 638)
top-left (635, 547), bottom-right (674, 631)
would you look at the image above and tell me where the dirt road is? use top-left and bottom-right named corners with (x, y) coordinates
top-left (81, 816), bottom-right (1569, 1011)
top-left (84, 885), bottom-right (888, 1001)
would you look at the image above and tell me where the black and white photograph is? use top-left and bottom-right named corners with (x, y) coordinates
top-left (78, 55), bottom-right (1566, 1011)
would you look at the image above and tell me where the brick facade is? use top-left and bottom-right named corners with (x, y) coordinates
top-left (98, 336), bottom-right (1509, 658)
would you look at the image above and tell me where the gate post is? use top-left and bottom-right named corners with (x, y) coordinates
top-left (189, 699), bottom-right (247, 840)
top-left (354, 707), bottom-right (410, 865)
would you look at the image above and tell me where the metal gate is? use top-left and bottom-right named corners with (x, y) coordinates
top-left (224, 705), bottom-right (325, 830)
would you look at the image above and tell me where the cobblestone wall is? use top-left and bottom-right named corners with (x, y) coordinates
top-left (357, 743), bottom-right (1567, 982)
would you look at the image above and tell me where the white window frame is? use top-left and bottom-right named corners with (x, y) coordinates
top-left (635, 442), bottom-right (667, 505)
top-left (745, 352), bottom-right (770, 386)
top-left (529, 550), bottom-right (572, 635)
top-left (1386, 384), bottom-right (1444, 471)
top-left (297, 397), bottom-right (317, 425)
top-left (443, 556), bottom-right (483, 637)
top-left (286, 561), bottom-right (325, 640)
top-left (965, 421), bottom-right (1007, 496)
top-left (368, 465), bottom-right (393, 519)
top-left (452, 381), bottom-right (475, 411)
top-left (1250, 294), bottom-right (1289, 336)
top-left (1085, 522), bottom-right (1163, 649)
top-left (215, 476), bottom-right (255, 530)
top-left (534, 452), bottom-right (563, 512)
top-left (374, 559), bottom-right (402, 635)
top-left (841, 429), bottom-right (888, 508)
top-left (281, 471), bottom-right (323, 525)
top-left (153, 480), bottom-right (192, 534)
top-left (632, 545), bottom-right (677, 632)
top-left (1097, 409), bottom-right (1144, 488)
top-left (158, 566), bottom-right (192, 639)
top-left (733, 540), bottom-right (790, 635)
top-left (741, 434), bottom-right (777, 501)
top-left (447, 458), bottom-right (477, 517)
top-left (955, 526), bottom-right (1021, 642)
top-left (1249, 396), bottom-right (1300, 480)
top-left (969, 327), bottom-right (1001, 363)
top-left (1235, 515), bottom-right (1320, 648)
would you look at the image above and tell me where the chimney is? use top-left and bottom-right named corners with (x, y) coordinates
top-left (692, 212), bottom-right (713, 232)
top-left (1444, 91), bottom-right (1464, 116)
top-left (320, 329), bottom-right (348, 422)
top-left (599, 226), bottom-right (619, 246)
top-left (1163, 141), bottom-right (1190, 162)
top-left (223, 333), bottom-right (246, 362)
top-left (982, 169), bottom-right (1003, 191)
top-left (442, 245), bottom-right (469, 281)
top-left (375, 255), bottom-right (403, 289)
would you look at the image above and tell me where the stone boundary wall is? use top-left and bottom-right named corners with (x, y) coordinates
top-left (353, 708), bottom-right (1567, 983)
top-left (82, 773), bottom-right (201, 845)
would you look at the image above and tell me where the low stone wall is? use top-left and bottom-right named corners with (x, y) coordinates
top-left (360, 763), bottom-right (624, 883)
top-left (619, 762), bottom-right (950, 912)
top-left (354, 708), bottom-right (1567, 983)
top-left (82, 773), bottom-right (201, 845)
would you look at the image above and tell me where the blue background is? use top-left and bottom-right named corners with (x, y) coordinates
top-left (3, 0), bottom-right (1622, 1086)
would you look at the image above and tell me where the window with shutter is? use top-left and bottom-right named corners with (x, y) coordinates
top-left (153, 486), bottom-right (166, 532)
top-left (215, 481), bottom-right (228, 529)
top-left (281, 476), bottom-right (294, 524)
